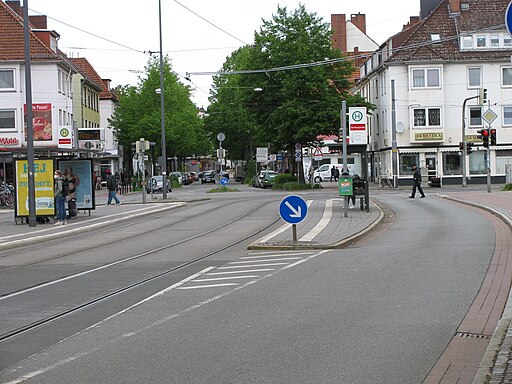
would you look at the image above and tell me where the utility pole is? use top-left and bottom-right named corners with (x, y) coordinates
top-left (391, 80), bottom-right (398, 188)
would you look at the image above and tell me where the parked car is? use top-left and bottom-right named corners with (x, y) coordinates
top-left (170, 172), bottom-right (183, 185)
top-left (260, 171), bottom-right (279, 188)
top-left (146, 175), bottom-right (172, 193)
top-left (201, 170), bottom-right (216, 184)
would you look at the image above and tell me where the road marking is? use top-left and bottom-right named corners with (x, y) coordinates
top-left (177, 283), bottom-right (239, 290)
top-left (218, 263), bottom-right (290, 269)
top-left (194, 276), bottom-right (259, 282)
top-left (228, 257), bottom-right (301, 264)
top-left (206, 269), bottom-right (275, 275)
top-left (256, 200), bottom-right (312, 242)
top-left (241, 252), bottom-right (313, 259)
top-left (300, 199), bottom-right (333, 242)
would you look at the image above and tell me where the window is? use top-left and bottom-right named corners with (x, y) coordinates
top-left (491, 35), bottom-right (500, 47)
top-left (0, 69), bottom-right (15, 90)
top-left (0, 110), bottom-right (15, 131)
top-left (496, 150), bottom-right (512, 174)
top-left (469, 151), bottom-right (487, 175)
top-left (413, 108), bottom-right (441, 128)
top-left (462, 35), bottom-right (473, 49)
top-left (443, 153), bottom-right (461, 175)
top-left (505, 35), bottom-right (512, 48)
top-left (399, 154), bottom-right (418, 176)
top-left (469, 107), bottom-right (482, 126)
top-left (476, 35), bottom-right (486, 48)
top-left (411, 68), bottom-right (440, 88)
top-left (502, 67), bottom-right (512, 87)
top-left (503, 106), bottom-right (512, 126)
top-left (431, 33), bottom-right (440, 42)
top-left (467, 67), bottom-right (481, 88)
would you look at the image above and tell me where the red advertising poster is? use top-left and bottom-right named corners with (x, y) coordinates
top-left (24, 103), bottom-right (53, 141)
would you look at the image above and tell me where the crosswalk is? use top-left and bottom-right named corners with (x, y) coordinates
top-left (177, 251), bottom-right (318, 290)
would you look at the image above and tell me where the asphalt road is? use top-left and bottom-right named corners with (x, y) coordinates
top-left (0, 190), bottom-right (495, 383)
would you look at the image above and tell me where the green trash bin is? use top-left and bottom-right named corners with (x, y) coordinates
top-left (338, 177), bottom-right (353, 196)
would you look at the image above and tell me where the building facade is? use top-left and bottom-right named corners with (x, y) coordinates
top-left (353, 0), bottom-right (512, 185)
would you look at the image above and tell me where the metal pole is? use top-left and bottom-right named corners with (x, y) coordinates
top-left (341, 101), bottom-right (348, 218)
top-left (23, 0), bottom-right (36, 227)
top-left (461, 94), bottom-right (479, 187)
top-left (487, 146), bottom-right (491, 193)
top-left (141, 148), bottom-right (147, 204)
top-left (158, 0), bottom-right (167, 199)
top-left (391, 80), bottom-right (398, 188)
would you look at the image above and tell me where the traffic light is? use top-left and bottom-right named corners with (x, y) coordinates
top-left (479, 88), bottom-right (488, 104)
top-left (477, 128), bottom-right (489, 148)
top-left (490, 128), bottom-right (497, 145)
top-left (466, 142), bottom-right (473, 155)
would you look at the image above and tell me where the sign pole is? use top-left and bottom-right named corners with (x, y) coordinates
top-left (292, 224), bottom-right (297, 242)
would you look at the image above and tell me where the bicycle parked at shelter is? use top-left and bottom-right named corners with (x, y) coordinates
top-left (0, 181), bottom-right (15, 209)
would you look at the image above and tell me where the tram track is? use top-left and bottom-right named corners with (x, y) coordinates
top-left (0, 198), bottom-right (281, 344)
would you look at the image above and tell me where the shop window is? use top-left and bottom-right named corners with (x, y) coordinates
top-left (443, 153), bottom-right (461, 175)
top-left (399, 154), bottom-right (418, 176)
top-left (469, 151), bottom-right (487, 175)
top-left (496, 151), bottom-right (512, 174)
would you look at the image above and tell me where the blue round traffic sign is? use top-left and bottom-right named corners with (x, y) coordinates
top-left (506, 1), bottom-right (512, 36)
top-left (279, 195), bottom-right (308, 224)
top-left (220, 177), bottom-right (228, 185)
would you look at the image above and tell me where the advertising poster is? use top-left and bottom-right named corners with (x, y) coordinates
top-left (57, 159), bottom-right (95, 210)
top-left (15, 159), bottom-right (55, 217)
top-left (24, 103), bottom-right (53, 141)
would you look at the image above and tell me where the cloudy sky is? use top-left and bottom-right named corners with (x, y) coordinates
top-left (30, 0), bottom-right (420, 107)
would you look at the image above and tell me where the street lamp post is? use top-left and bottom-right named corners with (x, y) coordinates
top-left (158, 0), bottom-right (168, 199)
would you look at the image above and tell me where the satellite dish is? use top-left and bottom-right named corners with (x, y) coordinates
top-left (396, 122), bottom-right (405, 134)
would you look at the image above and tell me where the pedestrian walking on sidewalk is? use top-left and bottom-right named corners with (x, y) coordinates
top-left (105, 169), bottom-right (121, 205)
top-left (409, 164), bottom-right (425, 198)
top-left (54, 170), bottom-right (68, 225)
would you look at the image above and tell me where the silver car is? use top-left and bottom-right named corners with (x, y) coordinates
top-left (146, 176), bottom-right (172, 193)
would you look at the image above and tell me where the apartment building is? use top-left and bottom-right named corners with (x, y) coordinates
top-left (353, 0), bottom-right (512, 184)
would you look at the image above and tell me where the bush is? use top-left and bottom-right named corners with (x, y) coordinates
top-left (207, 186), bottom-right (240, 193)
top-left (503, 183), bottom-right (512, 191)
top-left (273, 173), bottom-right (297, 186)
top-left (279, 182), bottom-right (313, 191)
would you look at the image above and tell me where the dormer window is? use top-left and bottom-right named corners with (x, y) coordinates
top-left (431, 33), bottom-right (440, 42)
top-left (461, 32), bottom-right (512, 50)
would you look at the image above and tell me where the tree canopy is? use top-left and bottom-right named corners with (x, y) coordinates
top-left (109, 56), bottom-right (209, 173)
top-left (204, 5), bottom-right (374, 178)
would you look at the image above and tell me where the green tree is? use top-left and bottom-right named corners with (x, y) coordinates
top-left (205, 46), bottom-right (264, 162)
top-left (110, 56), bottom-right (209, 174)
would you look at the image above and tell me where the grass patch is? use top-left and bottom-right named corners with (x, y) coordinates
top-left (207, 186), bottom-right (241, 193)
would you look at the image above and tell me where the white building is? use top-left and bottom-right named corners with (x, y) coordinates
top-left (353, 0), bottom-right (512, 185)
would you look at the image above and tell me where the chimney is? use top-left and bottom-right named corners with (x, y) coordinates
top-left (29, 15), bottom-right (48, 29)
top-left (6, 0), bottom-right (22, 16)
top-left (331, 14), bottom-right (347, 52)
top-left (449, 0), bottom-right (461, 14)
top-left (350, 13), bottom-right (366, 34)
top-left (102, 79), bottom-right (112, 90)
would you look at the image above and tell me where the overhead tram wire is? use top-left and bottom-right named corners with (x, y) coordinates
top-left (29, 8), bottom-right (148, 56)
top-left (186, 23), bottom-right (507, 77)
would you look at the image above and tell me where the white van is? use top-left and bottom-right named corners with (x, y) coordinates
top-left (312, 158), bottom-right (362, 183)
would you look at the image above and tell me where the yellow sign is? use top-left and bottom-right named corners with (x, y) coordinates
top-left (15, 159), bottom-right (55, 216)
top-left (414, 132), bottom-right (443, 141)
top-left (465, 135), bottom-right (482, 142)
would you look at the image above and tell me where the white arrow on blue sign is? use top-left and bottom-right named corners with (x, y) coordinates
top-left (220, 177), bottom-right (229, 185)
top-left (506, 1), bottom-right (512, 35)
top-left (279, 195), bottom-right (308, 224)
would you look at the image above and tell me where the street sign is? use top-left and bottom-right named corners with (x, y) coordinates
top-left (279, 195), bottom-right (308, 224)
top-left (295, 152), bottom-right (302, 162)
top-left (506, 1), bottom-right (512, 36)
top-left (220, 177), bottom-right (228, 185)
top-left (312, 146), bottom-right (323, 161)
top-left (349, 107), bottom-right (368, 145)
top-left (256, 147), bottom-right (268, 163)
top-left (482, 109), bottom-right (498, 125)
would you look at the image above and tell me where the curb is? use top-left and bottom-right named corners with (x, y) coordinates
top-left (247, 201), bottom-right (385, 251)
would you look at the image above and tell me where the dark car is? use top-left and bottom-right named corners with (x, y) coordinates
top-left (201, 170), bottom-right (216, 184)
top-left (260, 171), bottom-right (279, 188)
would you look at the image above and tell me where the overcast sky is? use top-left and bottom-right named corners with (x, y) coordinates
top-left (30, 0), bottom-right (421, 108)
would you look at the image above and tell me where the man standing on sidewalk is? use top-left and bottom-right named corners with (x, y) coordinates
top-left (409, 164), bottom-right (425, 198)
top-left (105, 169), bottom-right (121, 205)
